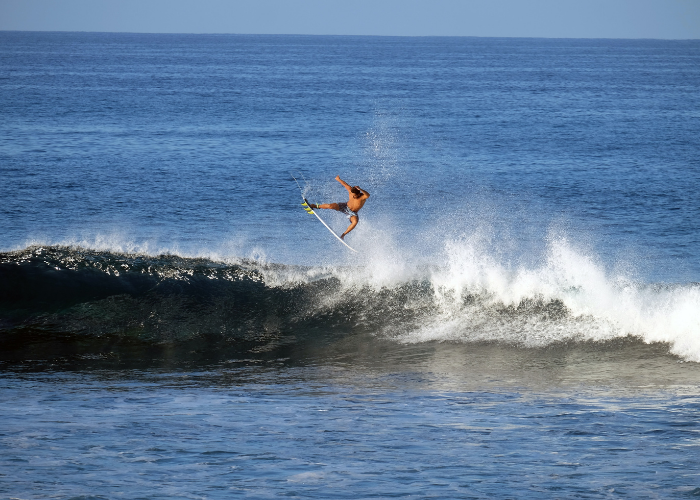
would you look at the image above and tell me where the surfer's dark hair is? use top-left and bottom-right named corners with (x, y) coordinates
top-left (351, 186), bottom-right (362, 196)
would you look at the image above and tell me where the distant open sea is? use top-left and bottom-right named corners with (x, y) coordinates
top-left (1, 32), bottom-right (700, 498)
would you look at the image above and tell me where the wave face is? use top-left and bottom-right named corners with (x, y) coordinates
top-left (1, 243), bottom-right (700, 366)
top-left (0, 243), bottom-right (700, 368)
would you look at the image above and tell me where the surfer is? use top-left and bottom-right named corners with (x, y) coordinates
top-left (309, 176), bottom-right (370, 239)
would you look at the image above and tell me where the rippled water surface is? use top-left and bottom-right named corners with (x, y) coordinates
top-left (2, 32), bottom-right (700, 498)
top-left (2, 366), bottom-right (700, 499)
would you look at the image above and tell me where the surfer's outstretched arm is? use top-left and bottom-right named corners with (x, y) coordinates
top-left (336, 176), bottom-right (369, 200)
top-left (335, 175), bottom-right (352, 192)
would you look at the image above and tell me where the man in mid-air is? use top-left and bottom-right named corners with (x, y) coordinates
top-left (309, 176), bottom-right (370, 240)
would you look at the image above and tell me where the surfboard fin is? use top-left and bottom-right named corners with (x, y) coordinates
top-left (302, 199), bottom-right (316, 213)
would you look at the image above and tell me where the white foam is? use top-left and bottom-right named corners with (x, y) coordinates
top-left (390, 233), bottom-right (700, 362)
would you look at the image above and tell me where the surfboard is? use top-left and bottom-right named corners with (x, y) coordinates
top-left (291, 175), bottom-right (358, 253)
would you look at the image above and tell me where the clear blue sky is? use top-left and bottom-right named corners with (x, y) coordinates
top-left (1, 0), bottom-right (699, 39)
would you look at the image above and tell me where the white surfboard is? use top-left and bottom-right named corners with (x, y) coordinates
top-left (292, 175), bottom-right (358, 253)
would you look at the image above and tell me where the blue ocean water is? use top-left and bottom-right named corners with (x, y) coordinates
top-left (1, 32), bottom-right (700, 498)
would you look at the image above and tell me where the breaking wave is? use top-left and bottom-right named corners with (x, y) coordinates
top-left (1, 239), bottom-right (699, 365)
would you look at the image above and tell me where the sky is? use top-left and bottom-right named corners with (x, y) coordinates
top-left (1, 0), bottom-right (699, 39)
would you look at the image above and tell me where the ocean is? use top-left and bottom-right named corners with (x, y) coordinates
top-left (1, 31), bottom-right (700, 498)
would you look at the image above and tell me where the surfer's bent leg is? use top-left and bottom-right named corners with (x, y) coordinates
top-left (341, 216), bottom-right (358, 240)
